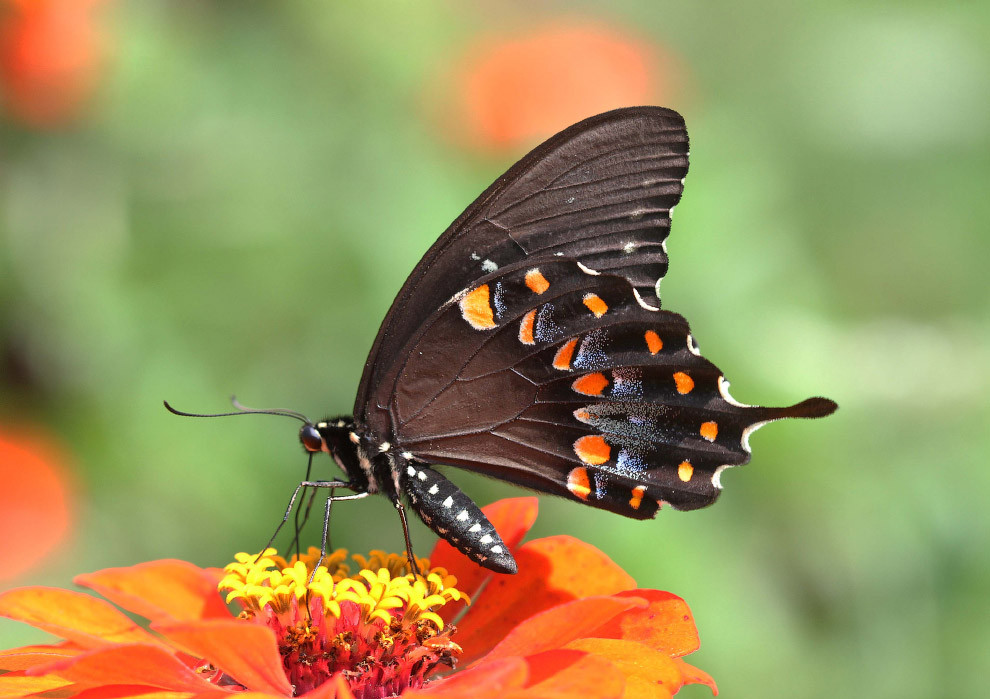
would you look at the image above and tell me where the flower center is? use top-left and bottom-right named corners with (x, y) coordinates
top-left (218, 548), bottom-right (467, 697)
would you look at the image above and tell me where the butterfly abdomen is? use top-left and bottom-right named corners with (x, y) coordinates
top-left (399, 458), bottom-right (517, 574)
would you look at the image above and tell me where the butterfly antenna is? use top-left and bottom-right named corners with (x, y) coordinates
top-left (163, 398), bottom-right (311, 424)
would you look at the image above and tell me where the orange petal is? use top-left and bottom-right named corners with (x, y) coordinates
top-left (405, 657), bottom-right (528, 698)
top-left (28, 643), bottom-right (215, 693)
top-left (452, 24), bottom-right (659, 152)
top-left (673, 658), bottom-right (718, 695)
top-left (481, 595), bottom-right (644, 664)
top-left (565, 638), bottom-right (683, 699)
top-left (153, 619), bottom-right (292, 697)
top-left (430, 497), bottom-right (538, 623)
top-left (0, 587), bottom-right (167, 649)
top-left (594, 590), bottom-right (700, 657)
top-left (70, 689), bottom-right (196, 699)
top-left (511, 649), bottom-right (624, 698)
top-left (0, 642), bottom-right (82, 671)
top-left (75, 560), bottom-right (228, 624)
top-left (454, 535), bottom-right (636, 663)
top-left (0, 672), bottom-right (73, 696)
top-left (0, 429), bottom-right (73, 582)
top-left (300, 673), bottom-right (357, 699)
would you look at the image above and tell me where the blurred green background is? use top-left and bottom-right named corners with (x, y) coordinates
top-left (1, 2), bottom-right (988, 697)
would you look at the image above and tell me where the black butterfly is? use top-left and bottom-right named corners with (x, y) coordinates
top-left (168, 107), bottom-right (836, 575)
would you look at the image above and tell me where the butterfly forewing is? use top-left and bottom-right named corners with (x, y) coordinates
top-left (356, 107), bottom-right (689, 434)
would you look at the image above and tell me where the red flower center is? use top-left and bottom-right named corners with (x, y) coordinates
top-left (217, 548), bottom-right (466, 697)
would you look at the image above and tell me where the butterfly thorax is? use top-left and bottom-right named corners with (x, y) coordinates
top-left (303, 417), bottom-right (382, 495)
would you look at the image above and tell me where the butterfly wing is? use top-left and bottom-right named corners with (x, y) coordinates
top-left (384, 258), bottom-right (835, 516)
top-left (355, 105), bottom-right (835, 520)
top-left (356, 107), bottom-right (689, 434)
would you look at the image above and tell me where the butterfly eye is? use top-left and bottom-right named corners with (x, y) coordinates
top-left (300, 424), bottom-right (324, 452)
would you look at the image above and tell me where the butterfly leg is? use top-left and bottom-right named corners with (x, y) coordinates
top-left (286, 486), bottom-right (322, 560)
top-left (388, 497), bottom-right (423, 579)
top-left (259, 479), bottom-right (358, 562)
top-left (309, 488), bottom-right (372, 579)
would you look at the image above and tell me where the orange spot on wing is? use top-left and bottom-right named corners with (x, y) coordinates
top-left (629, 485), bottom-right (647, 510)
top-left (678, 461), bottom-right (694, 482)
top-left (525, 269), bottom-right (550, 294)
top-left (644, 330), bottom-right (663, 354)
top-left (553, 338), bottom-right (578, 370)
top-left (459, 285), bottom-right (496, 329)
top-left (583, 293), bottom-right (609, 317)
top-left (574, 409), bottom-right (592, 422)
top-left (574, 436), bottom-right (610, 466)
top-left (567, 467), bottom-right (592, 500)
top-left (673, 371), bottom-right (694, 394)
top-left (699, 421), bottom-right (718, 442)
top-left (572, 372), bottom-right (608, 396)
top-left (519, 309), bottom-right (536, 345)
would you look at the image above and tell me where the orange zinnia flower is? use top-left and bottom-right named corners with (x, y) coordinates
top-left (441, 22), bottom-right (679, 152)
top-left (0, 427), bottom-right (74, 582)
top-left (0, 0), bottom-right (109, 128)
top-left (0, 498), bottom-right (717, 698)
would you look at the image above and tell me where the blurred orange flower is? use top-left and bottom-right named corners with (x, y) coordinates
top-left (445, 23), bottom-right (677, 152)
top-left (0, 0), bottom-right (109, 127)
top-left (0, 498), bottom-right (716, 698)
top-left (0, 427), bottom-right (74, 582)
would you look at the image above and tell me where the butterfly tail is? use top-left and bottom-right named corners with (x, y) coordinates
top-left (755, 397), bottom-right (838, 421)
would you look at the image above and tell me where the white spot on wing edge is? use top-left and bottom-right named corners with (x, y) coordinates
top-left (490, 545), bottom-right (504, 554)
top-left (741, 419), bottom-right (775, 453)
top-left (456, 510), bottom-right (469, 521)
top-left (442, 496), bottom-right (454, 508)
top-left (576, 261), bottom-right (600, 276)
top-left (633, 287), bottom-right (659, 311)
top-left (479, 534), bottom-right (494, 545)
top-left (468, 523), bottom-right (482, 533)
top-left (687, 334), bottom-right (701, 356)
top-left (711, 464), bottom-right (735, 489)
top-left (718, 376), bottom-right (751, 408)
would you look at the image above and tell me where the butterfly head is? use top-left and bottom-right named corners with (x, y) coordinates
top-left (299, 423), bottom-right (326, 453)
top-left (302, 417), bottom-right (374, 492)
top-left (300, 418), bottom-right (356, 455)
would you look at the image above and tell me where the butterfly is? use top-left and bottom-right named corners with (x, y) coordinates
top-left (168, 107), bottom-right (836, 575)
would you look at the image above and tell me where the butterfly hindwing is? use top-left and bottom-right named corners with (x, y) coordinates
top-left (388, 257), bottom-right (793, 517)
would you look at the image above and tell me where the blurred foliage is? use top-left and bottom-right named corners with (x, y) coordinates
top-left (1, 2), bottom-right (988, 698)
